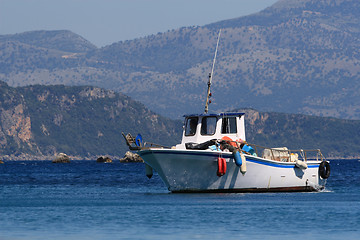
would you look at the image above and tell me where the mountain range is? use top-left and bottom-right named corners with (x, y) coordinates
top-left (1, 0), bottom-right (360, 120)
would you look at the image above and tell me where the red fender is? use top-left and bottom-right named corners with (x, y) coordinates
top-left (217, 157), bottom-right (227, 177)
top-left (222, 157), bottom-right (227, 175)
top-left (217, 157), bottom-right (223, 177)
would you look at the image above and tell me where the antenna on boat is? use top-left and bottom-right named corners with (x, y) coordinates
top-left (204, 29), bottom-right (221, 114)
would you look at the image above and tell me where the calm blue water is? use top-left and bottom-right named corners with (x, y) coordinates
top-left (0, 159), bottom-right (359, 240)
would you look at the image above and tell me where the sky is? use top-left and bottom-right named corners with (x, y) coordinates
top-left (0, 0), bottom-right (278, 47)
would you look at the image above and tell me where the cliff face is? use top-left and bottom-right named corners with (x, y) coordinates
top-left (0, 82), bottom-right (39, 156)
top-left (2, 104), bottom-right (32, 143)
top-left (0, 81), bottom-right (182, 159)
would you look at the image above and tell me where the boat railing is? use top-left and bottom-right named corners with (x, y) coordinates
top-left (224, 140), bottom-right (325, 163)
top-left (143, 142), bottom-right (170, 149)
top-left (122, 132), bottom-right (170, 150)
top-left (123, 132), bottom-right (325, 162)
top-left (245, 143), bottom-right (325, 162)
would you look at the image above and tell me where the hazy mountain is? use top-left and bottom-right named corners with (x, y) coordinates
top-left (0, 30), bottom-right (97, 53)
top-left (1, 0), bottom-right (360, 120)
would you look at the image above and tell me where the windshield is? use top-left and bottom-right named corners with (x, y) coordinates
top-left (185, 117), bottom-right (198, 136)
top-left (221, 117), bottom-right (237, 134)
top-left (201, 116), bottom-right (217, 135)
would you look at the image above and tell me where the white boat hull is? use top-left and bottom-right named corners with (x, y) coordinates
top-left (139, 149), bottom-right (325, 193)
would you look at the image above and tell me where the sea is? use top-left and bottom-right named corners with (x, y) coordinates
top-left (0, 159), bottom-right (359, 240)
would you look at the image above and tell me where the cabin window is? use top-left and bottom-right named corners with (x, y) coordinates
top-left (221, 117), bottom-right (237, 134)
top-left (201, 116), bottom-right (217, 135)
top-left (185, 117), bottom-right (198, 136)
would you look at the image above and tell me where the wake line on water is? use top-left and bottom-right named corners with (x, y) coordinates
top-left (319, 188), bottom-right (333, 193)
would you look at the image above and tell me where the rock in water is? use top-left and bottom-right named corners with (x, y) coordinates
top-left (97, 156), bottom-right (112, 163)
top-left (120, 151), bottom-right (143, 163)
top-left (52, 153), bottom-right (70, 163)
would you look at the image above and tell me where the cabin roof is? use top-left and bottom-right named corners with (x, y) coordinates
top-left (183, 112), bottom-right (245, 118)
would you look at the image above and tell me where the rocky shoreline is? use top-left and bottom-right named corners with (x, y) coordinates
top-left (0, 154), bottom-right (358, 161)
top-left (0, 151), bottom-right (144, 162)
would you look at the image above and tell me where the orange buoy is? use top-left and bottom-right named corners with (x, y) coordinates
top-left (217, 157), bottom-right (227, 177)
top-left (221, 136), bottom-right (238, 148)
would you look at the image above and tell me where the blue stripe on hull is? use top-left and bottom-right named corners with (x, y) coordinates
top-left (246, 158), bottom-right (319, 168)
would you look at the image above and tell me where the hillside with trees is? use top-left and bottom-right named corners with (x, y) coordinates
top-left (0, 81), bottom-right (182, 159)
top-left (0, 81), bottom-right (359, 159)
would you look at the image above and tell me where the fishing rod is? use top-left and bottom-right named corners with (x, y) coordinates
top-left (204, 29), bottom-right (221, 114)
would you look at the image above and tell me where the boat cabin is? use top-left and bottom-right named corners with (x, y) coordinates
top-left (176, 112), bottom-right (246, 149)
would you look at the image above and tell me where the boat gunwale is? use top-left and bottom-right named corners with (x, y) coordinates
top-left (138, 148), bottom-right (322, 167)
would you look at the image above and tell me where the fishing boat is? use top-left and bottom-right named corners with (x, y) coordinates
top-left (122, 30), bottom-right (330, 193)
top-left (123, 111), bottom-right (330, 193)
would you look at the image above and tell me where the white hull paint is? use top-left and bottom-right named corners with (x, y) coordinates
top-left (139, 149), bottom-right (325, 193)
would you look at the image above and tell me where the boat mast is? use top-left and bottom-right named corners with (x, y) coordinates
top-left (204, 29), bottom-right (221, 114)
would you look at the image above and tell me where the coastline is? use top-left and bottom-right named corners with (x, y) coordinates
top-left (0, 154), bottom-right (122, 161)
top-left (0, 151), bottom-right (143, 162)
top-left (0, 153), bottom-right (358, 161)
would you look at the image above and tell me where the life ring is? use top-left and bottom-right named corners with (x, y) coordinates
top-left (319, 161), bottom-right (330, 179)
